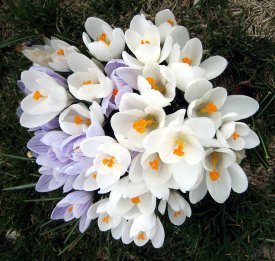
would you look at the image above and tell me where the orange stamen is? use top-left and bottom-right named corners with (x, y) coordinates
top-left (173, 140), bottom-right (185, 157)
top-left (200, 102), bottom-right (218, 114)
top-left (209, 152), bottom-right (220, 181)
top-left (209, 170), bottom-right (220, 181)
top-left (173, 211), bottom-right (182, 218)
top-left (140, 40), bottom-right (150, 44)
top-left (133, 118), bottom-right (154, 134)
top-left (149, 157), bottom-right (160, 170)
top-left (137, 232), bottom-right (146, 240)
top-left (57, 49), bottom-right (65, 56)
top-left (32, 90), bottom-right (47, 101)
top-left (112, 88), bottom-right (118, 97)
top-left (146, 77), bottom-right (165, 94)
top-left (98, 32), bottom-right (110, 46)
top-left (91, 172), bottom-right (97, 179)
top-left (102, 156), bottom-right (115, 168)
top-left (83, 80), bottom-right (92, 85)
top-left (131, 196), bottom-right (141, 204)
top-left (85, 119), bottom-right (92, 125)
top-left (166, 19), bottom-right (174, 26)
top-left (74, 115), bottom-right (83, 125)
top-left (231, 131), bottom-right (240, 140)
top-left (67, 206), bottom-right (73, 213)
top-left (181, 57), bottom-right (192, 65)
top-left (102, 215), bottom-right (110, 223)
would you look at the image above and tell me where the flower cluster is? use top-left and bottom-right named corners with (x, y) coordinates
top-left (18, 9), bottom-right (260, 248)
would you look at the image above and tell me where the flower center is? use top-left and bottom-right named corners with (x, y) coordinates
top-left (209, 152), bottom-right (220, 181)
top-left (73, 115), bottom-right (91, 125)
top-left (231, 131), bottom-right (240, 140)
top-left (102, 215), bottom-right (110, 223)
top-left (82, 80), bottom-right (93, 85)
top-left (173, 139), bottom-right (185, 157)
top-left (166, 19), bottom-right (174, 26)
top-left (146, 77), bottom-right (166, 94)
top-left (57, 49), bottom-right (65, 55)
top-left (137, 232), bottom-right (146, 241)
top-left (112, 88), bottom-right (118, 97)
top-left (98, 32), bottom-right (110, 46)
top-left (133, 117), bottom-right (156, 134)
top-left (149, 156), bottom-right (160, 170)
top-left (181, 57), bottom-right (192, 65)
top-left (32, 90), bottom-right (47, 101)
top-left (173, 211), bottom-right (182, 218)
top-left (131, 196), bottom-right (141, 204)
top-left (67, 206), bottom-right (73, 213)
top-left (140, 40), bottom-right (150, 44)
top-left (200, 102), bottom-right (218, 114)
top-left (102, 156), bottom-right (116, 168)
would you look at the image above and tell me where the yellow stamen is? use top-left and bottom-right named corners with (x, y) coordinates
top-left (181, 57), bottom-right (192, 65)
top-left (74, 115), bottom-right (83, 125)
top-left (102, 215), bottom-right (110, 223)
top-left (32, 90), bottom-right (47, 101)
top-left (82, 80), bottom-right (92, 85)
top-left (173, 139), bottom-right (185, 157)
top-left (166, 19), bottom-right (174, 26)
top-left (231, 131), bottom-right (240, 140)
top-left (200, 102), bottom-right (218, 114)
top-left (57, 49), bottom-right (65, 56)
top-left (209, 152), bottom-right (220, 181)
top-left (137, 232), bottom-right (146, 241)
top-left (102, 156), bottom-right (116, 168)
top-left (146, 77), bottom-right (166, 94)
top-left (173, 211), bottom-right (182, 218)
top-left (98, 32), bottom-right (110, 46)
top-left (149, 157), bottom-right (160, 170)
top-left (67, 206), bottom-right (73, 213)
top-left (91, 172), bottom-right (97, 180)
top-left (140, 40), bottom-right (150, 44)
top-left (133, 117), bottom-right (155, 134)
top-left (131, 196), bottom-right (141, 204)
top-left (112, 88), bottom-right (118, 97)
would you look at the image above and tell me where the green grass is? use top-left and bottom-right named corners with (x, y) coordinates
top-left (0, 0), bottom-right (274, 260)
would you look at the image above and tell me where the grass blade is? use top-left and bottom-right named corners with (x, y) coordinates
top-left (3, 183), bottom-right (36, 191)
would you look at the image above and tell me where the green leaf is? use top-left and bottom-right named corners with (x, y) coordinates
top-left (3, 183), bottom-right (36, 191)
top-left (0, 153), bottom-right (35, 162)
top-left (0, 34), bottom-right (39, 48)
top-left (24, 197), bottom-right (63, 202)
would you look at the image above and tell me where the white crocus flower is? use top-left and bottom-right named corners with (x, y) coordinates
top-left (122, 214), bottom-right (165, 248)
top-left (217, 121), bottom-right (260, 151)
top-left (22, 37), bottom-right (78, 72)
top-left (83, 17), bottom-right (125, 62)
top-left (169, 38), bottom-right (227, 90)
top-left (187, 87), bottom-right (228, 129)
top-left (20, 70), bottom-right (72, 128)
top-left (111, 93), bottom-right (166, 151)
top-left (189, 148), bottom-right (249, 204)
top-left (155, 9), bottom-right (177, 42)
top-left (144, 116), bottom-right (216, 192)
top-left (67, 53), bottom-right (113, 102)
top-left (137, 63), bottom-right (176, 107)
top-left (158, 191), bottom-right (191, 226)
top-left (59, 102), bottom-right (104, 135)
top-left (81, 136), bottom-right (131, 189)
top-left (123, 14), bottom-right (173, 69)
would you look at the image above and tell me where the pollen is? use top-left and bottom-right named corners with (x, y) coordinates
top-left (74, 115), bottom-right (83, 125)
top-left (133, 118), bottom-right (155, 134)
top-left (112, 88), bottom-right (118, 97)
top-left (82, 80), bottom-right (92, 85)
top-left (173, 139), bottom-right (185, 157)
top-left (231, 131), bottom-right (240, 140)
top-left (91, 172), bottom-right (97, 180)
top-left (137, 232), bottom-right (146, 241)
top-left (102, 156), bottom-right (116, 168)
top-left (98, 32), bottom-right (110, 46)
top-left (140, 40), bottom-right (150, 44)
top-left (181, 57), bottom-right (192, 65)
top-left (67, 206), bottom-right (73, 213)
top-left (57, 49), bottom-right (65, 55)
top-left (85, 119), bottom-right (92, 125)
top-left (149, 157), bottom-right (160, 170)
top-left (166, 19), bottom-right (174, 26)
top-left (209, 170), bottom-right (220, 181)
top-left (173, 211), bottom-right (182, 218)
top-left (200, 102), bottom-right (218, 114)
top-left (32, 90), bottom-right (47, 101)
top-left (146, 77), bottom-right (166, 94)
top-left (102, 215), bottom-right (110, 223)
top-left (131, 196), bottom-right (141, 204)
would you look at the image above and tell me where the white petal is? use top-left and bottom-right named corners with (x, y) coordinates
top-left (200, 56), bottom-right (228, 80)
top-left (227, 163), bottom-right (248, 193)
top-left (20, 111), bottom-right (57, 128)
top-left (151, 218), bottom-right (165, 248)
top-left (169, 26), bottom-right (189, 50)
top-left (189, 174), bottom-right (207, 204)
top-left (122, 51), bottom-right (143, 69)
top-left (138, 193), bottom-right (156, 216)
top-left (67, 53), bottom-right (98, 72)
top-left (135, 45), bottom-right (161, 65)
top-left (180, 38), bottom-right (202, 66)
top-left (243, 129), bottom-right (260, 149)
top-left (85, 17), bottom-right (112, 40)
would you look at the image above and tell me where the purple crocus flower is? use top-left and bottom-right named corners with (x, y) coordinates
top-left (51, 191), bottom-right (93, 232)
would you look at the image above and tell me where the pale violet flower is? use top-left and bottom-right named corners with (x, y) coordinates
top-left (83, 17), bottom-right (125, 62)
top-left (20, 70), bottom-right (72, 128)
